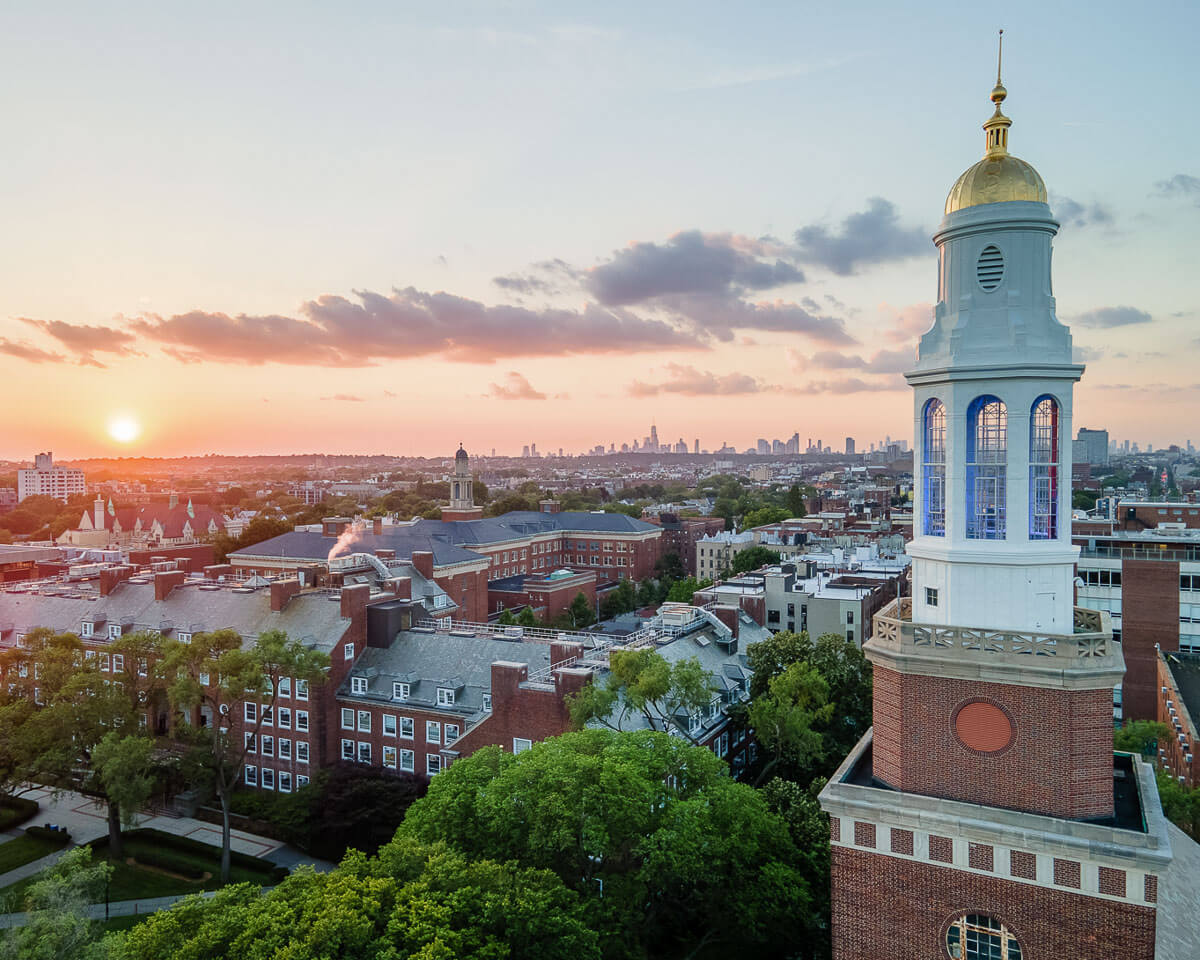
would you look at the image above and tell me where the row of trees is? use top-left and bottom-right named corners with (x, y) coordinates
top-left (0, 627), bottom-right (328, 883)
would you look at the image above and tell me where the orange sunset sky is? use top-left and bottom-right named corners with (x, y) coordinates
top-left (1, 3), bottom-right (1196, 459)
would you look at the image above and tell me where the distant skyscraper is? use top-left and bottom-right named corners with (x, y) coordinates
top-left (1076, 428), bottom-right (1109, 466)
top-left (694, 439), bottom-right (700, 455)
top-left (845, 437), bottom-right (855, 456)
top-left (757, 438), bottom-right (769, 455)
top-left (521, 445), bottom-right (530, 458)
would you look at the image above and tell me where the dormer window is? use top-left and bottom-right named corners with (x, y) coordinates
top-left (351, 677), bottom-right (368, 695)
top-left (437, 688), bottom-right (455, 707)
top-left (688, 713), bottom-right (702, 735)
top-left (108, 624), bottom-right (122, 640)
top-left (393, 682), bottom-right (410, 701)
top-left (80, 622), bottom-right (92, 638)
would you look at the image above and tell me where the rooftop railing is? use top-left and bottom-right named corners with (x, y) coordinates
top-left (870, 597), bottom-right (1118, 665)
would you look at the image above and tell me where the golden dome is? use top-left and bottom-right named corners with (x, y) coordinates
top-left (944, 30), bottom-right (1047, 215)
top-left (944, 154), bottom-right (1047, 214)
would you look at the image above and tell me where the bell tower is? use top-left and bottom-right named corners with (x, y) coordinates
top-left (442, 444), bottom-right (483, 522)
top-left (819, 41), bottom-right (1173, 960)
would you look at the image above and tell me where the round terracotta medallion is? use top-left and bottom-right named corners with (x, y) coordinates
top-left (953, 700), bottom-right (1014, 753)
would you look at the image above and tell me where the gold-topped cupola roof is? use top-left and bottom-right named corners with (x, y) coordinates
top-left (944, 31), bottom-right (1047, 215)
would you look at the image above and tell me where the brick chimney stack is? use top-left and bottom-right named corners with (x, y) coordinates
top-left (411, 550), bottom-right (434, 579)
top-left (270, 579), bottom-right (302, 612)
top-left (99, 565), bottom-right (134, 597)
top-left (153, 570), bottom-right (186, 602)
top-left (340, 583), bottom-right (371, 620)
top-left (373, 518), bottom-right (383, 536)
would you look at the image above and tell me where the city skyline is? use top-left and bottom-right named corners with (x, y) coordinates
top-left (1, 3), bottom-right (1197, 459)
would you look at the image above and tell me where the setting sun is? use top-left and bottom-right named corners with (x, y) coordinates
top-left (107, 415), bottom-right (142, 444)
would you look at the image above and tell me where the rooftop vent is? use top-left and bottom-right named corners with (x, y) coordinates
top-left (976, 244), bottom-right (1005, 291)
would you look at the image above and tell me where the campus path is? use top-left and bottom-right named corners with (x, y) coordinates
top-left (0, 786), bottom-right (335, 926)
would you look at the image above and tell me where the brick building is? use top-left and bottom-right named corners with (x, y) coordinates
top-left (818, 66), bottom-right (1177, 958)
top-left (486, 569), bottom-right (597, 621)
top-left (230, 451), bottom-right (662, 622)
top-left (1156, 649), bottom-right (1199, 789)
top-left (1073, 522), bottom-right (1200, 721)
top-left (646, 513), bottom-right (726, 575)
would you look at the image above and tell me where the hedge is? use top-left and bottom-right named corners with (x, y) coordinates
top-left (0, 797), bottom-right (39, 831)
top-left (25, 825), bottom-right (71, 846)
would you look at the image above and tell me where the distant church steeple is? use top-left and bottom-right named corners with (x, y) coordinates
top-left (443, 444), bottom-right (484, 521)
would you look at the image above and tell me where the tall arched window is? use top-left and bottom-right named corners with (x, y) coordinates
top-left (923, 399), bottom-right (946, 536)
top-left (1029, 395), bottom-right (1060, 539)
top-left (966, 395), bottom-right (1006, 539)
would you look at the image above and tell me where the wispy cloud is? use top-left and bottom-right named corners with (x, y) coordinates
top-left (1051, 194), bottom-right (1114, 229)
top-left (1073, 306), bottom-right (1153, 329)
top-left (793, 198), bottom-right (927, 275)
top-left (1154, 174), bottom-right (1200, 205)
top-left (629, 364), bottom-right (763, 397)
top-left (0, 338), bottom-right (67, 364)
top-left (320, 393), bottom-right (366, 402)
top-left (487, 372), bottom-right (547, 400)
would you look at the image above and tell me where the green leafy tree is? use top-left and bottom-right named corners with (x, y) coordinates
top-left (568, 649), bottom-right (715, 744)
top-left (742, 506), bottom-right (790, 529)
top-left (516, 606), bottom-right (540, 628)
top-left (162, 628), bottom-right (329, 882)
top-left (729, 545), bottom-right (782, 575)
top-left (664, 576), bottom-right (712, 603)
top-left (557, 591), bottom-right (595, 629)
top-left (760, 776), bottom-right (831, 956)
top-left (1114, 720), bottom-right (1169, 757)
top-left (90, 733), bottom-right (157, 859)
top-left (599, 579), bottom-right (638, 620)
top-left (400, 730), bottom-right (813, 958)
top-left (496, 608), bottom-right (516, 626)
top-left (786, 483), bottom-right (808, 518)
top-left (746, 631), bottom-right (872, 776)
top-left (0, 846), bottom-right (112, 959)
top-left (483, 492), bottom-right (541, 517)
top-left (749, 663), bottom-right (834, 785)
top-left (636, 579), bottom-right (659, 607)
top-left (653, 552), bottom-right (685, 581)
top-left (1155, 768), bottom-right (1200, 840)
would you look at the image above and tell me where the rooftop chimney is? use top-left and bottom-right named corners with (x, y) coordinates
top-left (340, 582), bottom-right (371, 619)
top-left (99, 565), bottom-right (134, 597)
top-left (154, 570), bottom-right (186, 602)
top-left (411, 550), bottom-right (434, 579)
top-left (373, 517), bottom-right (383, 536)
top-left (270, 578), bottom-right (302, 612)
top-left (204, 564), bottom-right (234, 582)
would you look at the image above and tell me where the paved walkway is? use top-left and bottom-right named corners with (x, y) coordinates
top-left (0, 786), bottom-right (335, 922)
top-left (0, 890), bottom-right (229, 929)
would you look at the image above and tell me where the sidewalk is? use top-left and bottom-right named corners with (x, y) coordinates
top-left (0, 890), bottom-right (227, 929)
top-left (0, 787), bottom-right (334, 897)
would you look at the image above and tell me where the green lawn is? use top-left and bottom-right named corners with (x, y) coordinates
top-left (0, 833), bottom-right (69, 874)
top-left (0, 828), bottom-right (283, 908)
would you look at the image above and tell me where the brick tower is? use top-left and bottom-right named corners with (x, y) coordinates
top-left (819, 45), bottom-right (1173, 959)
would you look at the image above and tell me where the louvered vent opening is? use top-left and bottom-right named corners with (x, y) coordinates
top-left (977, 245), bottom-right (1005, 291)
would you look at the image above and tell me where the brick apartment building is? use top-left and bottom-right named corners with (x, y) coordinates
top-left (1155, 649), bottom-right (1198, 789)
top-left (1073, 520), bottom-right (1200, 721)
top-left (645, 513), bottom-right (726, 575)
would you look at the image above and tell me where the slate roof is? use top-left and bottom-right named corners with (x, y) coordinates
top-left (231, 510), bottom-right (659, 567)
top-left (0, 580), bottom-right (349, 653)
top-left (112, 504), bottom-right (226, 539)
top-left (339, 631), bottom-right (554, 718)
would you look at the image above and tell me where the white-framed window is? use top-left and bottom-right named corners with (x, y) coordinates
top-left (261, 768), bottom-right (275, 790)
top-left (109, 624), bottom-right (122, 639)
top-left (383, 745), bottom-right (397, 769)
top-left (261, 706), bottom-right (272, 727)
top-left (400, 748), bottom-right (415, 772)
top-left (688, 713), bottom-right (702, 735)
top-left (444, 723), bottom-right (460, 744)
top-left (277, 707), bottom-right (291, 729)
top-left (296, 710), bottom-right (309, 732)
top-left (426, 754), bottom-right (441, 776)
top-left (426, 721), bottom-right (441, 744)
top-left (244, 731), bottom-right (256, 753)
top-left (261, 735), bottom-right (274, 757)
top-left (278, 677), bottom-right (291, 698)
top-left (393, 682), bottom-right (410, 701)
top-left (81, 621), bottom-right (93, 637)
top-left (400, 716), bottom-right (414, 739)
top-left (719, 732), bottom-right (729, 757)
top-left (437, 687), bottom-right (455, 707)
top-left (177, 632), bottom-right (191, 644)
top-left (244, 702), bottom-right (257, 724)
top-left (341, 707), bottom-right (355, 730)
top-left (244, 764), bottom-right (258, 786)
top-left (199, 670), bottom-right (210, 686)
top-left (279, 738), bottom-right (291, 760)
top-left (513, 737), bottom-right (533, 754)
top-left (296, 740), bottom-right (309, 764)
top-left (341, 739), bottom-right (355, 760)
top-left (351, 676), bottom-right (368, 695)
top-left (99, 653), bottom-right (110, 671)
top-left (357, 710), bottom-right (371, 733)
top-left (482, 694), bottom-right (492, 712)
top-left (383, 714), bottom-right (397, 737)
top-left (279, 771), bottom-right (292, 793)
top-left (138, 658), bottom-right (148, 677)
top-left (297, 774), bottom-right (309, 788)
top-left (296, 679), bottom-right (309, 700)
top-left (358, 741), bottom-right (371, 764)
top-left (344, 643), bottom-right (355, 661)
top-left (112, 654), bottom-right (124, 672)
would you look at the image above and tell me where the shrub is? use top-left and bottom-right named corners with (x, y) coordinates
top-left (0, 796), bottom-right (39, 830)
top-left (25, 825), bottom-right (71, 846)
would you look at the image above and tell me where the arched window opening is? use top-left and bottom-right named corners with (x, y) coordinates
top-left (946, 914), bottom-right (1022, 959)
top-left (923, 399), bottom-right (947, 537)
top-left (966, 396), bottom-right (1006, 539)
top-left (1029, 395), bottom-right (1060, 539)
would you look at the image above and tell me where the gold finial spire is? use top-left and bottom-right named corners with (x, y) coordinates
top-left (982, 29), bottom-right (1011, 156)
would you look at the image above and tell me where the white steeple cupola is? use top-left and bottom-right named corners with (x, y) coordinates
top-left (907, 52), bottom-right (1082, 634)
top-left (450, 444), bottom-right (474, 511)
